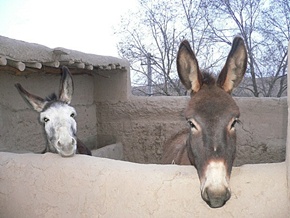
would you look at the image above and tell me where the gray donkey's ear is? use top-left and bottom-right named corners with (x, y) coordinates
top-left (15, 83), bottom-right (46, 112)
top-left (59, 66), bottom-right (74, 104)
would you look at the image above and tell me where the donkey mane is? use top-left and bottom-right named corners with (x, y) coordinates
top-left (40, 93), bottom-right (59, 112)
top-left (45, 93), bottom-right (58, 101)
top-left (200, 72), bottom-right (216, 86)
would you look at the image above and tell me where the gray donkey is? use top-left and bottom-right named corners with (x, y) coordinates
top-left (15, 66), bottom-right (91, 157)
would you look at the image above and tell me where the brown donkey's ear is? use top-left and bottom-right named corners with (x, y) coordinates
top-left (177, 40), bottom-right (203, 93)
top-left (15, 83), bottom-right (46, 112)
top-left (217, 37), bottom-right (248, 93)
top-left (59, 66), bottom-right (74, 104)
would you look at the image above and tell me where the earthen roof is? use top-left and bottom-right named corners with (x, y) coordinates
top-left (0, 35), bottom-right (128, 74)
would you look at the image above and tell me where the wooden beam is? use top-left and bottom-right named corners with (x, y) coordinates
top-left (71, 62), bottom-right (85, 69)
top-left (7, 59), bottom-right (25, 71)
top-left (24, 62), bottom-right (42, 69)
top-left (43, 61), bottom-right (60, 68)
top-left (0, 56), bottom-right (7, 66)
top-left (85, 64), bottom-right (93, 70)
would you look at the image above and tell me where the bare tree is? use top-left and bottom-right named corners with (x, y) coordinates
top-left (190, 0), bottom-right (289, 97)
top-left (116, 0), bottom-right (289, 97)
top-left (116, 0), bottom-right (216, 96)
top-left (116, 0), bottom-right (184, 96)
top-left (180, 0), bottom-right (223, 71)
top-left (258, 0), bottom-right (289, 97)
top-left (203, 0), bottom-right (264, 96)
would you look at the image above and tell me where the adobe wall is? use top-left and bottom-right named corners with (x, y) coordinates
top-left (0, 35), bottom-right (130, 154)
top-left (287, 41), bottom-right (290, 200)
top-left (96, 96), bottom-right (287, 165)
top-left (0, 72), bottom-right (97, 152)
top-left (0, 152), bottom-right (288, 217)
top-left (0, 67), bottom-right (287, 165)
top-left (0, 35), bottom-right (287, 167)
top-left (0, 37), bottom-right (289, 217)
top-left (0, 70), bottom-right (287, 166)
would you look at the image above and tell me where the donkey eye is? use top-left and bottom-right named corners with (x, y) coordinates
top-left (70, 113), bottom-right (75, 118)
top-left (188, 120), bottom-right (197, 129)
top-left (230, 118), bottom-right (240, 129)
top-left (43, 117), bottom-right (49, 123)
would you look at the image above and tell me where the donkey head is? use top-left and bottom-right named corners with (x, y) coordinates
top-left (15, 66), bottom-right (77, 157)
top-left (177, 37), bottom-right (247, 208)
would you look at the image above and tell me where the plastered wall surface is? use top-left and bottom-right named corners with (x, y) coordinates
top-left (1, 69), bottom-right (287, 165)
top-left (286, 41), bottom-right (290, 201)
top-left (0, 70), bottom-right (287, 166)
top-left (0, 37), bottom-right (289, 217)
top-left (0, 73), bottom-right (97, 152)
top-left (0, 49), bottom-right (287, 165)
top-left (0, 152), bottom-right (288, 218)
top-left (96, 96), bottom-right (287, 165)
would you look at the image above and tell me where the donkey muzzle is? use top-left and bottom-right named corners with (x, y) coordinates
top-left (200, 160), bottom-right (231, 208)
top-left (56, 137), bottom-right (77, 157)
top-left (202, 185), bottom-right (231, 208)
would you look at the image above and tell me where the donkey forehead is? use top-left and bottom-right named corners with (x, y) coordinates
top-left (40, 102), bottom-right (76, 118)
top-left (185, 86), bottom-right (239, 120)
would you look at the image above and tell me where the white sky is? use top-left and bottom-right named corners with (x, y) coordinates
top-left (0, 0), bottom-right (137, 57)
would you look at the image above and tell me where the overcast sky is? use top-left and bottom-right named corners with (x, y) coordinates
top-left (0, 0), bottom-right (137, 57)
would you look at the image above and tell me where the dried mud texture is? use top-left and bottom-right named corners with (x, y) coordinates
top-left (0, 152), bottom-right (288, 218)
top-left (96, 97), bottom-right (287, 165)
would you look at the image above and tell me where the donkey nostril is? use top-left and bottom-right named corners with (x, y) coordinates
top-left (225, 189), bottom-right (231, 201)
top-left (202, 188), bottom-right (210, 201)
top-left (72, 138), bottom-right (77, 146)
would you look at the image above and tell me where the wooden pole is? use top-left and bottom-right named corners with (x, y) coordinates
top-left (0, 56), bottom-right (7, 66)
top-left (43, 61), bottom-right (60, 68)
top-left (24, 62), bottom-right (42, 69)
top-left (7, 59), bottom-right (25, 71)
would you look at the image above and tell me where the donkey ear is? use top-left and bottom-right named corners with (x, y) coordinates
top-left (15, 83), bottom-right (46, 112)
top-left (217, 37), bottom-right (248, 93)
top-left (177, 40), bottom-right (202, 93)
top-left (59, 66), bottom-right (74, 104)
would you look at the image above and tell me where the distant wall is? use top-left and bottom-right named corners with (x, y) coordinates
top-left (0, 68), bottom-right (287, 165)
top-left (0, 72), bottom-right (97, 152)
top-left (0, 67), bottom-right (287, 165)
top-left (0, 39), bottom-right (287, 166)
top-left (96, 96), bottom-right (287, 165)
top-left (0, 59), bottom-right (133, 153)
top-left (287, 41), bottom-right (290, 200)
top-left (0, 37), bottom-right (289, 217)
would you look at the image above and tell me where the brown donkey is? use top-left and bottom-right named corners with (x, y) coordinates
top-left (162, 37), bottom-right (247, 208)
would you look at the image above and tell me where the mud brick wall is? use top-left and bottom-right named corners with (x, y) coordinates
top-left (96, 97), bottom-right (287, 165)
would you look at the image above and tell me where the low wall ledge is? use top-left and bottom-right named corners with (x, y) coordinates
top-left (0, 152), bottom-right (288, 217)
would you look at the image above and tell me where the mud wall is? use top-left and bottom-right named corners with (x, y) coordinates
top-left (287, 41), bottom-right (290, 200)
top-left (96, 96), bottom-right (287, 165)
top-left (0, 72), bottom-right (97, 152)
top-left (0, 152), bottom-right (288, 218)
top-left (0, 39), bottom-right (289, 217)
top-left (0, 38), bottom-right (287, 166)
top-left (0, 72), bottom-right (287, 165)
top-left (0, 69), bottom-right (287, 166)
